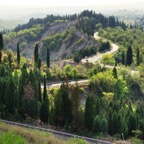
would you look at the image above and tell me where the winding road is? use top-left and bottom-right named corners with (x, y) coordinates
top-left (81, 32), bottom-right (119, 63)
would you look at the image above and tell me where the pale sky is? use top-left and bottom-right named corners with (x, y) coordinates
top-left (0, 0), bottom-right (144, 7)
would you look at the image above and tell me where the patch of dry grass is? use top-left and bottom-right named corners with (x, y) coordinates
top-left (0, 122), bottom-right (63, 144)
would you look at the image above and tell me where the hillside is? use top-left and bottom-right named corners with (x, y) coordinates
top-left (0, 19), bottom-right (26, 31)
top-left (3, 10), bottom-right (126, 62)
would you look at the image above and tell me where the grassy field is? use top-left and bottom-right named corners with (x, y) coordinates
top-left (0, 122), bottom-right (87, 144)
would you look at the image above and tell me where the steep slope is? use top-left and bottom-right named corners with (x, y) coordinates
top-left (3, 10), bottom-right (126, 61)
top-left (4, 20), bottom-right (97, 61)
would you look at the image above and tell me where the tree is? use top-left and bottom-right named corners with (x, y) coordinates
top-left (113, 66), bottom-right (117, 78)
top-left (8, 53), bottom-right (12, 68)
top-left (84, 95), bottom-right (95, 130)
top-left (17, 43), bottom-right (20, 66)
top-left (38, 58), bottom-right (41, 69)
top-left (43, 76), bottom-right (47, 101)
top-left (38, 81), bottom-right (42, 102)
top-left (136, 48), bottom-right (140, 66)
top-left (0, 50), bottom-right (2, 64)
top-left (122, 51), bottom-right (125, 65)
top-left (34, 44), bottom-right (38, 66)
top-left (0, 33), bottom-right (4, 50)
top-left (126, 46), bottom-right (133, 66)
top-left (46, 47), bottom-right (50, 68)
top-left (40, 99), bottom-right (49, 123)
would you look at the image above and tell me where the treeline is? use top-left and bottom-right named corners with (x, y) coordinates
top-left (99, 27), bottom-right (144, 66)
top-left (11, 10), bottom-right (126, 36)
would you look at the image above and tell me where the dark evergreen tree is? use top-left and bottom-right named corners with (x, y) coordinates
top-left (38, 81), bottom-right (42, 102)
top-left (84, 95), bottom-right (94, 130)
top-left (136, 48), bottom-right (140, 66)
top-left (40, 99), bottom-right (49, 123)
top-left (17, 43), bottom-right (20, 66)
top-left (0, 50), bottom-right (2, 64)
top-left (43, 76), bottom-right (47, 101)
top-left (126, 46), bottom-right (133, 66)
top-left (8, 53), bottom-right (12, 68)
top-left (38, 58), bottom-right (41, 69)
top-left (0, 33), bottom-right (4, 50)
top-left (122, 51), bottom-right (125, 65)
top-left (34, 44), bottom-right (38, 66)
top-left (46, 47), bottom-right (50, 68)
top-left (113, 66), bottom-right (117, 78)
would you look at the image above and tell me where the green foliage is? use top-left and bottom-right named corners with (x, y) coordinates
top-left (0, 132), bottom-right (28, 144)
top-left (126, 46), bottom-right (133, 66)
top-left (102, 54), bottom-right (115, 65)
top-left (34, 44), bottom-right (38, 66)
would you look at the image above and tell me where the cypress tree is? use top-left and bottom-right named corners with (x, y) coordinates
top-left (0, 50), bottom-right (2, 64)
top-left (40, 99), bottom-right (49, 123)
top-left (38, 81), bottom-right (42, 102)
top-left (84, 95), bottom-right (95, 130)
top-left (0, 33), bottom-right (4, 50)
top-left (8, 53), bottom-right (12, 68)
top-left (46, 47), bottom-right (50, 68)
top-left (113, 66), bottom-right (117, 78)
top-left (34, 44), bottom-right (38, 66)
top-left (38, 58), bottom-right (41, 69)
top-left (126, 46), bottom-right (133, 66)
top-left (122, 51), bottom-right (125, 65)
top-left (43, 76), bottom-right (47, 101)
top-left (136, 48), bottom-right (140, 66)
top-left (17, 43), bottom-right (20, 66)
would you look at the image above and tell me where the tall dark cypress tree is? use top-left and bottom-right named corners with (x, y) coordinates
top-left (17, 43), bottom-right (20, 66)
top-left (46, 47), bottom-right (50, 68)
top-left (122, 51), bottom-right (125, 65)
top-left (113, 66), bottom-right (117, 79)
top-left (38, 81), bottom-right (42, 102)
top-left (34, 44), bottom-right (38, 66)
top-left (43, 76), bottom-right (47, 101)
top-left (40, 98), bottom-right (49, 123)
top-left (84, 95), bottom-right (95, 130)
top-left (8, 53), bottom-right (12, 68)
top-left (0, 33), bottom-right (4, 50)
top-left (0, 50), bottom-right (2, 64)
top-left (126, 46), bottom-right (133, 66)
top-left (136, 48), bottom-right (140, 66)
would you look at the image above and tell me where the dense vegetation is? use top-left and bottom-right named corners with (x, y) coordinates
top-left (99, 27), bottom-right (144, 66)
top-left (3, 10), bottom-right (127, 61)
top-left (0, 10), bottom-right (144, 143)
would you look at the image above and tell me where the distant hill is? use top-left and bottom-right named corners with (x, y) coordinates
top-left (3, 10), bottom-right (126, 61)
top-left (0, 19), bottom-right (26, 31)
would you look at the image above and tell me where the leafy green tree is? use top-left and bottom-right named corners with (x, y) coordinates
top-left (0, 33), bottom-right (4, 50)
top-left (34, 44), bottom-right (38, 66)
top-left (17, 43), bottom-right (20, 66)
top-left (126, 46), bottom-right (133, 66)
top-left (46, 47), bottom-right (50, 68)
top-left (8, 53), bottom-right (12, 68)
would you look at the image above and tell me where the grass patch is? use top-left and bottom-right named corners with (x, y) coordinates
top-left (0, 122), bottom-right (88, 144)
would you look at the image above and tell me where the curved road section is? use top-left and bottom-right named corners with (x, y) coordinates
top-left (81, 32), bottom-right (119, 64)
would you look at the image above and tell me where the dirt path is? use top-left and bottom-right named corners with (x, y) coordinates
top-left (81, 32), bottom-right (119, 64)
